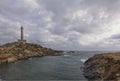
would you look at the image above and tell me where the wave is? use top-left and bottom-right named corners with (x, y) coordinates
top-left (80, 58), bottom-right (88, 63)
top-left (63, 55), bottom-right (70, 57)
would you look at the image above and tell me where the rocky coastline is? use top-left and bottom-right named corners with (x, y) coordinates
top-left (0, 42), bottom-right (62, 64)
top-left (83, 52), bottom-right (120, 81)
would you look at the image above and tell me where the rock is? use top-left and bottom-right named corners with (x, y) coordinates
top-left (0, 42), bottom-right (63, 64)
top-left (1, 59), bottom-right (7, 63)
top-left (7, 57), bottom-right (17, 63)
top-left (0, 54), bottom-right (11, 60)
top-left (83, 52), bottom-right (120, 81)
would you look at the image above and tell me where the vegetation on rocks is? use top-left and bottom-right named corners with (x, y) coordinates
top-left (0, 42), bottom-right (62, 64)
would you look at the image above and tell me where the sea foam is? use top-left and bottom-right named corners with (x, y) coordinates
top-left (80, 58), bottom-right (88, 63)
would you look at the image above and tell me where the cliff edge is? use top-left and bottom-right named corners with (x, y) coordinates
top-left (83, 52), bottom-right (120, 81)
top-left (0, 42), bottom-right (62, 64)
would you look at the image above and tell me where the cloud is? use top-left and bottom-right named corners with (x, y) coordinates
top-left (0, 0), bottom-right (120, 50)
top-left (110, 34), bottom-right (120, 39)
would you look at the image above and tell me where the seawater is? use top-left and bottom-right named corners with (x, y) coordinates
top-left (0, 51), bottom-right (108, 80)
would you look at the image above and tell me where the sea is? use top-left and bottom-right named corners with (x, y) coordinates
top-left (0, 51), bottom-right (115, 80)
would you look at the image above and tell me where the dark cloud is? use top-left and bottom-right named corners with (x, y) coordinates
top-left (109, 34), bottom-right (120, 39)
top-left (0, 0), bottom-right (120, 50)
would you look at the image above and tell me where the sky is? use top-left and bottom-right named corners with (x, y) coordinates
top-left (0, 0), bottom-right (120, 50)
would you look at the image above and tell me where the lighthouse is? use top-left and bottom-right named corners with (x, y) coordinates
top-left (18, 26), bottom-right (26, 45)
top-left (21, 26), bottom-right (24, 41)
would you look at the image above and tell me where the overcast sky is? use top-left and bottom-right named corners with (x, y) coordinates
top-left (0, 0), bottom-right (120, 50)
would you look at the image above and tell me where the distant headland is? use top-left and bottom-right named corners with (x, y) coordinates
top-left (0, 26), bottom-right (62, 64)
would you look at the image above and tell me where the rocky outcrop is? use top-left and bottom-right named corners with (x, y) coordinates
top-left (0, 42), bottom-right (62, 64)
top-left (83, 52), bottom-right (120, 81)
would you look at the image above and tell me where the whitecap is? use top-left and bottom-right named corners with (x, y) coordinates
top-left (63, 55), bottom-right (70, 57)
top-left (80, 58), bottom-right (88, 63)
top-left (63, 51), bottom-right (67, 54)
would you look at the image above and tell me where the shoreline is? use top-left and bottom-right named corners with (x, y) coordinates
top-left (0, 42), bottom-right (63, 64)
top-left (83, 52), bottom-right (120, 81)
